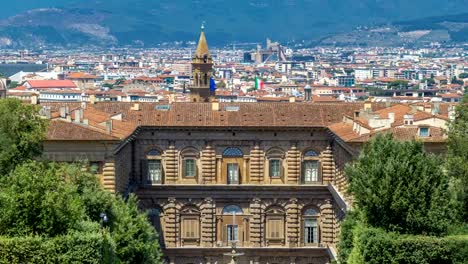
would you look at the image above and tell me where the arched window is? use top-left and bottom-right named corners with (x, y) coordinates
top-left (180, 206), bottom-right (200, 246)
top-left (303, 207), bottom-right (320, 245)
top-left (266, 148), bottom-right (285, 179)
top-left (204, 73), bottom-right (208, 86)
top-left (145, 149), bottom-right (163, 184)
top-left (304, 150), bottom-right (318, 157)
top-left (222, 205), bottom-right (243, 215)
top-left (223, 147), bottom-right (243, 185)
top-left (148, 149), bottom-right (161, 156)
top-left (265, 206), bottom-right (286, 246)
top-left (223, 147), bottom-right (243, 157)
top-left (302, 149), bottom-right (321, 184)
top-left (222, 205), bottom-right (244, 242)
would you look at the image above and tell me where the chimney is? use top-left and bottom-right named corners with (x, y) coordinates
top-left (74, 110), bottom-right (81, 123)
top-left (30, 94), bottom-right (38, 105)
top-left (90, 94), bottom-right (96, 104)
top-left (106, 120), bottom-right (113, 134)
top-left (432, 102), bottom-right (440, 115)
top-left (131, 103), bottom-right (140, 111)
top-left (212, 100), bottom-right (220, 111)
top-left (364, 101), bottom-right (372, 111)
top-left (59, 107), bottom-right (66, 118)
top-left (388, 112), bottom-right (395, 124)
top-left (169, 94), bottom-right (176, 104)
top-left (289, 96), bottom-right (296, 103)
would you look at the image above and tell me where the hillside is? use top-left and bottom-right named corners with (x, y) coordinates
top-left (0, 0), bottom-right (467, 48)
top-left (319, 13), bottom-right (468, 46)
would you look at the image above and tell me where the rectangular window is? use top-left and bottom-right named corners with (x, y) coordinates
top-left (267, 219), bottom-right (283, 239)
top-left (148, 160), bottom-right (162, 183)
top-left (419, 127), bottom-right (429, 137)
top-left (303, 161), bottom-right (319, 183)
top-left (227, 225), bottom-right (238, 242)
top-left (182, 218), bottom-right (199, 239)
top-left (184, 159), bottom-right (196, 177)
top-left (227, 163), bottom-right (239, 184)
top-left (304, 219), bottom-right (318, 244)
top-left (269, 159), bottom-right (281, 178)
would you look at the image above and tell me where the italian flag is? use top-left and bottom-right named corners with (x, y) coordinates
top-left (255, 77), bottom-right (265, 90)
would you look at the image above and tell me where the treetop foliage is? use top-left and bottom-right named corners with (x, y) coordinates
top-left (346, 133), bottom-right (457, 236)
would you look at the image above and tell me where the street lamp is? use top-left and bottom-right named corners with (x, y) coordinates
top-left (100, 212), bottom-right (108, 228)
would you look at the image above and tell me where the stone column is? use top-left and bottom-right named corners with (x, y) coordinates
top-left (320, 199), bottom-right (335, 245)
top-left (249, 198), bottom-right (263, 247)
top-left (163, 198), bottom-right (178, 247)
top-left (102, 160), bottom-right (116, 192)
top-left (286, 198), bottom-right (299, 247)
top-left (165, 142), bottom-right (178, 183)
top-left (249, 144), bottom-right (264, 184)
top-left (201, 143), bottom-right (216, 184)
top-left (321, 145), bottom-right (334, 184)
top-left (201, 197), bottom-right (216, 247)
top-left (287, 143), bottom-right (301, 184)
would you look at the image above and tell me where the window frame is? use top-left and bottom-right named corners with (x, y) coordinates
top-left (265, 207), bottom-right (286, 245)
top-left (302, 207), bottom-right (320, 246)
top-left (302, 150), bottom-right (321, 184)
top-left (147, 159), bottom-right (163, 184)
top-left (269, 159), bottom-right (282, 178)
top-left (227, 163), bottom-right (240, 184)
top-left (419, 127), bottom-right (430, 137)
top-left (183, 158), bottom-right (197, 178)
top-left (145, 149), bottom-right (163, 185)
top-left (180, 207), bottom-right (201, 246)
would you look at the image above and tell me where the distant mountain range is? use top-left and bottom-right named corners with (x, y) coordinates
top-left (0, 0), bottom-right (467, 48)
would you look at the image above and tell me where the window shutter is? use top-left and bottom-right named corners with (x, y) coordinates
top-left (222, 224), bottom-right (227, 244)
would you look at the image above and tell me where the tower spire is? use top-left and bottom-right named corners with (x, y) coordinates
top-left (195, 23), bottom-right (211, 59)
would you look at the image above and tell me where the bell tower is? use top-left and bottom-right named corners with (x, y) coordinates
top-left (190, 23), bottom-right (214, 102)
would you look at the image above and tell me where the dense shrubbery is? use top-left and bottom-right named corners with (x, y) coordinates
top-left (0, 162), bottom-right (162, 263)
top-left (346, 225), bottom-right (468, 264)
top-left (0, 233), bottom-right (112, 264)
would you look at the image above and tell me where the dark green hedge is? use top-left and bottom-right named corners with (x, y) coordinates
top-left (347, 225), bottom-right (468, 264)
top-left (0, 233), bottom-right (114, 264)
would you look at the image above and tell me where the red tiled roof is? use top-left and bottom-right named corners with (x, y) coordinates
top-left (27, 80), bottom-right (77, 89)
top-left (47, 120), bottom-right (119, 141)
top-left (67, 72), bottom-right (97, 79)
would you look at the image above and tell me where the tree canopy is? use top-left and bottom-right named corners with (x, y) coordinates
top-left (346, 134), bottom-right (457, 236)
top-left (446, 94), bottom-right (468, 221)
top-left (0, 98), bottom-right (48, 175)
top-left (0, 161), bottom-right (162, 263)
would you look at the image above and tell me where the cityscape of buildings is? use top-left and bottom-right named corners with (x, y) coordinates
top-left (0, 26), bottom-right (462, 263)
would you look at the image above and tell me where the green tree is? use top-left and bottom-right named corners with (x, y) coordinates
top-left (451, 76), bottom-right (464, 85)
top-left (0, 98), bottom-right (48, 175)
top-left (458, 73), bottom-right (468, 79)
top-left (387, 80), bottom-right (409, 89)
top-left (446, 94), bottom-right (468, 222)
top-left (0, 161), bottom-right (162, 263)
top-left (7, 81), bottom-right (18, 89)
top-left (346, 134), bottom-right (457, 236)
